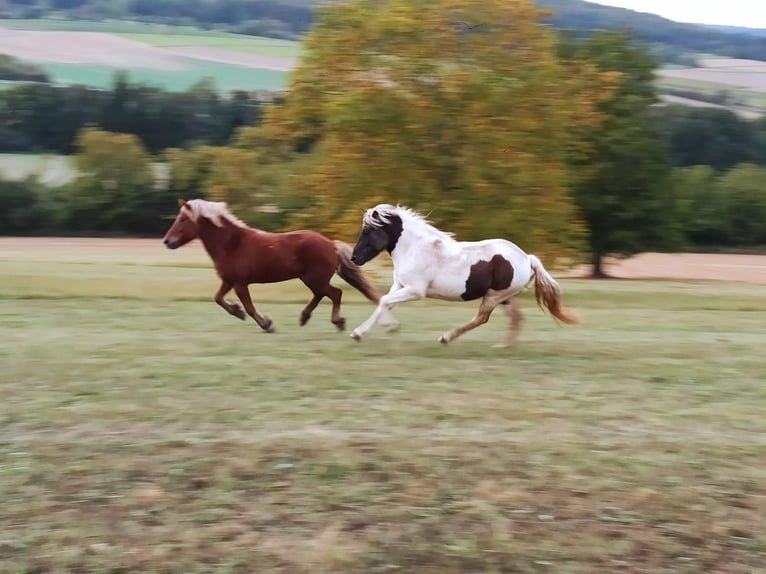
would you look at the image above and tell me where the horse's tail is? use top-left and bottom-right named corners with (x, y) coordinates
top-left (528, 254), bottom-right (580, 325)
top-left (333, 240), bottom-right (382, 304)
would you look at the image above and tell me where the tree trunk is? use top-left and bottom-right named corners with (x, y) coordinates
top-left (590, 252), bottom-right (611, 279)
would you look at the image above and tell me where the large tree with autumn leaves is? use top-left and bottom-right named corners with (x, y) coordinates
top-left (250, 0), bottom-right (615, 264)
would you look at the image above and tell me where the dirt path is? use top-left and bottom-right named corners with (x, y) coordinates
top-left (2, 238), bottom-right (765, 284)
top-left (571, 252), bottom-right (766, 285)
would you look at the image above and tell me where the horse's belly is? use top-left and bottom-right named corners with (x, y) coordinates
top-left (425, 277), bottom-right (470, 301)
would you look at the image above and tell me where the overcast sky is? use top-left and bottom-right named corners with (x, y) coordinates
top-left (585, 0), bottom-right (766, 29)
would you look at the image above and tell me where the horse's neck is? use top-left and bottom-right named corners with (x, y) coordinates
top-left (198, 220), bottom-right (246, 261)
top-left (391, 225), bottom-right (449, 266)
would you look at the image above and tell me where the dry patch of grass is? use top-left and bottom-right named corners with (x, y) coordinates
top-left (1, 238), bottom-right (765, 572)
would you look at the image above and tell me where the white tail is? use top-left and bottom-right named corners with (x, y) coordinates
top-left (529, 255), bottom-right (580, 325)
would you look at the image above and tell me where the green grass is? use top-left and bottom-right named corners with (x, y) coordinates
top-left (1, 238), bottom-right (765, 573)
top-left (39, 60), bottom-right (287, 92)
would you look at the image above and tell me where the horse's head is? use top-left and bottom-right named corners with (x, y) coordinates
top-left (351, 205), bottom-right (403, 265)
top-left (163, 199), bottom-right (200, 249)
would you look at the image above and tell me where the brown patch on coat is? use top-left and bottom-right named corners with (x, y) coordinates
top-left (461, 254), bottom-right (514, 301)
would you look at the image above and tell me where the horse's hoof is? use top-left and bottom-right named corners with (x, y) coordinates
top-left (333, 318), bottom-right (346, 332)
top-left (232, 305), bottom-right (246, 320)
top-left (383, 322), bottom-right (400, 333)
top-left (438, 334), bottom-right (449, 345)
top-left (262, 319), bottom-right (275, 333)
top-left (299, 313), bottom-right (310, 326)
top-left (350, 331), bottom-right (362, 341)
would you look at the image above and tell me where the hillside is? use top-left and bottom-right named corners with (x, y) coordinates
top-left (1, 0), bottom-right (765, 63)
top-left (538, 0), bottom-right (766, 63)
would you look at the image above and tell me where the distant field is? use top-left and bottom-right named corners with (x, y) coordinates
top-left (1, 237), bottom-right (765, 573)
top-left (39, 60), bottom-right (288, 92)
top-left (0, 19), bottom-right (297, 92)
top-left (657, 58), bottom-right (766, 117)
top-left (0, 153), bottom-right (75, 186)
top-left (120, 32), bottom-right (301, 59)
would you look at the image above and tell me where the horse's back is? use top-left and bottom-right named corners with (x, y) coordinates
top-left (228, 228), bottom-right (338, 284)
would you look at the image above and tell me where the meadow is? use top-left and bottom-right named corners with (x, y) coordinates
top-left (0, 19), bottom-right (296, 92)
top-left (1, 237), bottom-right (765, 573)
top-left (0, 153), bottom-right (75, 186)
top-left (38, 60), bottom-right (288, 93)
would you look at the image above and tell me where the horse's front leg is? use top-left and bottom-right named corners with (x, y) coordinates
top-left (214, 282), bottom-right (245, 320)
top-left (234, 284), bottom-right (274, 333)
top-left (377, 281), bottom-right (401, 333)
top-left (350, 284), bottom-right (423, 341)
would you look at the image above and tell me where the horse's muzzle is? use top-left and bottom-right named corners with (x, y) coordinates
top-left (163, 238), bottom-right (178, 250)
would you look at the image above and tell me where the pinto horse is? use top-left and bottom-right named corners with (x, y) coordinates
top-left (163, 199), bottom-right (382, 332)
top-left (349, 204), bottom-right (579, 347)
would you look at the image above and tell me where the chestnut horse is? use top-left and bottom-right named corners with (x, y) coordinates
top-left (163, 199), bottom-right (382, 333)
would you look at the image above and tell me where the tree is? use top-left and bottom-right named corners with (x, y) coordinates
top-left (63, 128), bottom-right (172, 234)
top-left (562, 31), bottom-right (673, 277)
top-left (651, 105), bottom-right (760, 170)
top-left (668, 165), bottom-right (724, 248)
top-left (717, 164), bottom-right (766, 247)
top-left (0, 177), bottom-right (51, 235)
top-left (260, 0), bottom-right (614, 264)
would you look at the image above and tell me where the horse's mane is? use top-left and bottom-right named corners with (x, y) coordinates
top-left (185, 199), bottom-right (250, 229)
top-left (364, 204), bottom-right (455, 241)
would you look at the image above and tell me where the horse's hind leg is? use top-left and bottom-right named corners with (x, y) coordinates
top-left (324, 284), bottom-right (346, 331)
top-left (233, 284), bottom-right (274, 333)
top-left (438, 296), bottom-right (498, 345)
top-left (215, 282), bottom-right (245, 320)
top-left (494, 298), bottom-right (523, 349)
top-left (299, 293), bottom-right (322, 326)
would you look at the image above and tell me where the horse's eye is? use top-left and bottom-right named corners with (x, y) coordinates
top-left (180, 216), bottom-right (187, 222)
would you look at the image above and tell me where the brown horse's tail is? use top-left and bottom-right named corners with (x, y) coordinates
top-left (529, 254), bottom-right (580, 325)
top-left (333, 240), bottom-right (382, 304)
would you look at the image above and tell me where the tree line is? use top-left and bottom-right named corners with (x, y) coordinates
top-left (0, 0), bottom-right (317, 39)
top-left (0, 72), bottom-right (265, 154)
top-left (1, 1), bottom-right (765, 272)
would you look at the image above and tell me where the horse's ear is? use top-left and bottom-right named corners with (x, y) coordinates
top-left (371, 210), bottom-right (380, 221)
top-left (178, 199), bottom-right (188, 208)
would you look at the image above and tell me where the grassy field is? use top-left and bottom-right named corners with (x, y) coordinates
top-left (656, 59), bottom-right (766, 117)
top-left (120, 33), bottom-right (301, 59)
top-left (1, 19), bottom-right (295, 92)
top-left (1, 238), bottom-right (766, 573)
top-left (39, 60), bottom-right (288, 92)
top-left (0, 153), bottom-right (75, 186)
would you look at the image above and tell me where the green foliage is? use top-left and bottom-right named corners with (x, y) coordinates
top-left (563, 32), bottom-right (674, 275)
top-left (0, 75), bottom-right (264, 154)
top-left (717, 164), bottom-right (766, 246)
top-left (0, 177), bottom-right (51, 234)
top-left (0, 54), bottom-right (49, 83)
top-left (60, 128), bottom-right (175, 234)
top-left (670, 163), bottom-right (766, 249)
top-left (263, 0), bottom-right (615, 263)
top-left (652, 105), bottom-right (765, 170)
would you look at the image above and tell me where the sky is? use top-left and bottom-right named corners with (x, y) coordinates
top-left (586, 0), bottom-right (766, 29)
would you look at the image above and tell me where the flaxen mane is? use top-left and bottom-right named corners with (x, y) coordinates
top-left (184, 199), bottom-right (250, 229)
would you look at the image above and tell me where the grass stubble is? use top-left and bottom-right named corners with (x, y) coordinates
top-left (1, 239), bottom-right (765, 573)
